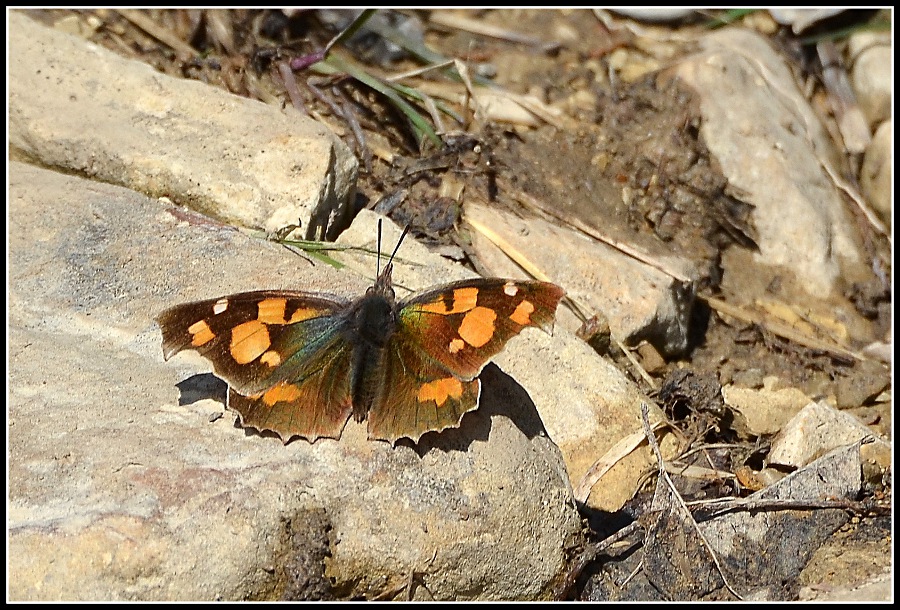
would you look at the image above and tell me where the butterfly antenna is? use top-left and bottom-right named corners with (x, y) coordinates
top-left (376, 218), bottom-right (383, 278)
top-left (387, 224), bottom-right (410, 268)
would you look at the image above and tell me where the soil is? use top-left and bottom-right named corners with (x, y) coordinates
top-left (32, 8), bottom-right (891, 601)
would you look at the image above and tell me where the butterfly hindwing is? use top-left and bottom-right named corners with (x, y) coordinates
top-left (367, 329), bottom-right (482, 443)
top-left (156, 290), bottom-right (356, 442)
top-left (226, 338), bottom-right (355, 443)
top-left (365, 278), bottom-right (565, 443)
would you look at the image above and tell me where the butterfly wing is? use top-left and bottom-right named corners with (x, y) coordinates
top-left (157, 290), bottom-right (355, 442)
top-left (366, 279), bottom-right (565, 443)
top-left (367, 331), bottom-right (482, 443)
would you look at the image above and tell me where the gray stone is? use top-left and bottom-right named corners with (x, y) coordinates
top-left (8, 10), bottom-right (357, 239)
top-left (8, 164), bottom-right (582, 600)
top-left (671, 28), bottom-right (864, 297)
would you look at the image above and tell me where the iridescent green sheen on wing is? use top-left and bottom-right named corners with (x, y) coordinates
top-left (228, 339), bottom-right (355, 443)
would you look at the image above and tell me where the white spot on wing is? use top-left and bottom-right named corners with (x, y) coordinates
top-left (503, 282), bottom-right (518, 297)
top-left (213, 299), bottom-right (229, 315)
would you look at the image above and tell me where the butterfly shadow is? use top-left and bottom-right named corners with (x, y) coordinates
top-left (176, 373), bottom-right (228, 407)
top-left (175, 374), bottom-right (295, 443)
top-left (408, 363), bottom-right (551, 456)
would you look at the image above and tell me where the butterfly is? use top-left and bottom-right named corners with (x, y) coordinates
top-left (156, 224), bottom-right (565, 444)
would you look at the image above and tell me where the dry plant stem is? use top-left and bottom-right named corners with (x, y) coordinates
top-left (429, 10), bottom-right (560, 50)
top-left (702, 295), bottom-right (863, 362)
top-left (304, 83), bottom-right (365, 160)
top-left (464, 215), bottom-right (554, 282)
top-left (339, 97), bottom-right (372, 174)
top-left (640, 402), bottom-right (744, 600)
top-left (204, 9), bottom-right (236, 55)
top-left (420, 94), bottom-right (446, 134)
top-left (687, 496), bottom-right (872, 520)
top-left (620, 559), bottom-right (644, 589)
top-left (384, 59), bottom-right (457, 82)
top-left (664, 461), bottom-right (736, 481)
top-left (573, 421), bottom-right (668, 503)
top-left (116, 9), bottom-right (197, 58)
top-left (453, 59), bottom-right (480, 128)
top-left (305, 81), bottom-right (348, 124)
top-left (615, 336), bottom-right (657, 390)
top-left (278, 61), bottom-right (308, 114)
top-left (679, 442), bottom-right (749, 460)
top-left (245, 71), bottom-right (280, 106)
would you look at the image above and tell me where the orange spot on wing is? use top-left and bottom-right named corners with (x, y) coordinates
top-left (417, 300), bottom-right (448, 314)
top-left (262, 382), bottom-right (303, 405)
top-left (231, 320), bottom-right (271, 364)
top-left (288, 307), bottom-right (318, 323)
top-left (418, 286), bottom-right (479, 314)
top-left (449, 338), bottom-right (465, 353)
top-left (257, 299), bottom-right (319, 324)
top-left (260, 350), bottom-right (282, 367)
top-left (257, 298), bottom-right (288, 324)
top-left (417, 377), bottom-right (464, 406)
top-left (458, 306), bottom-right (497, 348)
top-left (510, 300), bottom-right (535, 325)
top-left (451, 287), bottom-right (479, 312)
top-left (188, 320), bottom-right (215, 347)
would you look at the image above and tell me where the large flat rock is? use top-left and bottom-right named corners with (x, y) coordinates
top-left (8, 163), bottom-right (584, 600)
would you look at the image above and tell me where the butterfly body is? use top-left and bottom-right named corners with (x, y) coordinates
top-left (158, 260), bottom-right (564, 444)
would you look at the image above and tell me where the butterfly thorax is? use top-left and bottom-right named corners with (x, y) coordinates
top-left (352, 263), bottom-right (398, 346)
top-left (347, 264), bottom-right (399, 420)
top-left (351, 291), bottom-right (397, 346)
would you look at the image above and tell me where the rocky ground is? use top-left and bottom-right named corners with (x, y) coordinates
top-left (8, 9), bottom-right (892, 601)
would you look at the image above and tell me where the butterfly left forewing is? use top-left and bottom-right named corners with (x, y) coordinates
top-left (156, 290), bottom-right (357, 442)
top-left (397, 279), bottom-right (565, 380)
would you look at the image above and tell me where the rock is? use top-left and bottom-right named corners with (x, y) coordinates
top-left (768, 401), bottom-right (891, 470)
top-left (848, 31), bottom-right (892, 128)
top-left (8, 164), bottom-right (582, 600)
top-left (860, 120), bottom-right (891, 229)
top-left (721, 384), bottom-right (812, 436)
top-left (8, 10), bottom-right (357, 239)
top-left (670, 28), bottom-right (864, 298)
top-left (833, 358), bottom-right (890, 409)
top-left (464, 203), bottom-right (697, 357)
